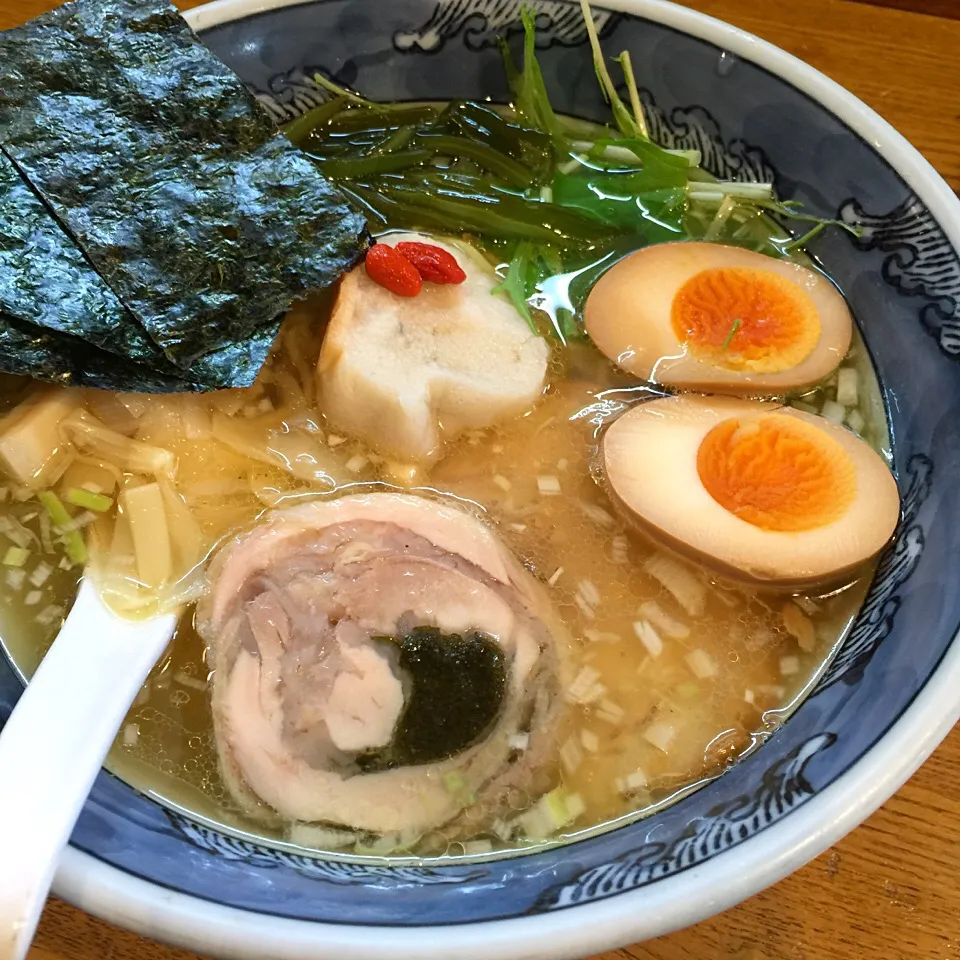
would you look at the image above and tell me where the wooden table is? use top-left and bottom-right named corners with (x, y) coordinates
top-left (1, 0), bottom-right (957, 957)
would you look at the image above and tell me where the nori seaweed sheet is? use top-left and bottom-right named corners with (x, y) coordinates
top-left (0, 308), bottom-right (193, 391)
top-left (359, 627), bottom-right (507, 772)
top-left (1, 148), bottom-right (264, 391)
top-left (0, 152), bottom-right (171, 368)
top-left (0, 0), bottom-right (366, 385)
top-left (1, 149), bottom-right (268, 391)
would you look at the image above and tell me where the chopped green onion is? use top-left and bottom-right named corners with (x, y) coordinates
top-left (643, 719), bottom-right (678, 753)
top-left (442, 770), bottom-right (476, 805)
top-left (543, 788), bottom-right (571, 828)
top-left (38, 490), bottom-right (71, 530)
top-left (836, 367), bottom-right (859, 407)
top-left (846, 408), bottom-right (867, 434)
top-left (820, 399), bottom-right (847, 425)
top-left (64, 487), bottom-right (114, 513)
top-left (721, 318), bottom-right (742, 350)
top-left (38, 511), bottom-right (53, 553)
top-left (38, 491), bottom-right (87, 567)
top-left (29, 561), bottom-right (52, 587)
top-left (443, 770), bottom-right (467, 794)
top-left (3, 546), bottom-right (28, 567)
top-left (519, 787), bottom-right (586, 838)
top-left (685, 648), bottom-right (719, 680)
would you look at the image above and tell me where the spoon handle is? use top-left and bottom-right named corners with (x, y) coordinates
top-left (0, 579), bottom-right (176, 960)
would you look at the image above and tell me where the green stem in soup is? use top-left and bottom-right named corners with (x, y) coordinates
top-left (320, 149), bottom-right (432, 179)
top-left (38, 491), bottom-right (87, 566)
top-left (282, 95), bottom-right (349, 146)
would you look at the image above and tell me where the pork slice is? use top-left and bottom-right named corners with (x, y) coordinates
top-left (200, 493), bottom-right (571, 837)
top-left (333, 555), bottom-right (516, 641)
top-left (323, 643), bottom-right (405, 753)
top-left (202, 494), bottom-right (516, 628)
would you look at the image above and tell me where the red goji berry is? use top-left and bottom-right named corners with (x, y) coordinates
top-left (396, 241), bottom-right (467, 285)
top-left (364, 243), bottom-right (422, 297)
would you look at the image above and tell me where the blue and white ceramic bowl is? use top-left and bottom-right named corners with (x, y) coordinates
top-left (3, 1), bottom-right (959, 957)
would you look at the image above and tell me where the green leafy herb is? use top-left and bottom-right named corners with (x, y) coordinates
top-left (499, 8), bottom-right (565, 145)
top-left (554, 307), bottom-right (583, 343)
top-left (578, 0), bottom-right (643, 140)
top-left (294, 0), bottom-right (861, 348)
top-left (614, 51), bottom-right (648, 137)
top-left (494, 248), bottom-right (535, 329)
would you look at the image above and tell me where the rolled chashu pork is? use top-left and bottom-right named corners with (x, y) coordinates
top-left (198, 492), bottom-right (569, 838)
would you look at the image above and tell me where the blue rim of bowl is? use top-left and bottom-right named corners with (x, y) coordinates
top-left (45, 1), bottom-right (960, 957)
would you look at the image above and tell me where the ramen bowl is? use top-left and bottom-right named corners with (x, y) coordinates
top-left (3, 1), bottom-right (960, 957)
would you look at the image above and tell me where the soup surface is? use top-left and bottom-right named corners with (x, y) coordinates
top-left (0, 287), bottom-right (887, 859)
top-left (0, 10), bottom-right (900, 857)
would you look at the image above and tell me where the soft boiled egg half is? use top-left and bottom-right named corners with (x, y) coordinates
top-left (602, 395), bottom-right (900, 588)
top-left (585, 242), bottom-right (853, 394)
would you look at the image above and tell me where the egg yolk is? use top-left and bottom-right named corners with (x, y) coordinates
top-left (671, 267), bottom-right (821, 373)
top-left (696, 415), bottom-right (856, 532)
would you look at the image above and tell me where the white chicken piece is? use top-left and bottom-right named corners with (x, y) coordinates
top-left (317, 233), bottom-right (549, 464)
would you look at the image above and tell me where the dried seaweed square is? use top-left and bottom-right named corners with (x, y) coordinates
top-left (0, 308), bottom-right (190, 392)
top-left (0, 152), bottom-right (169, 369)
top-left (0, 150), bottom-right (238, 391)
top-left (0, 0), bottom-right (366, 375)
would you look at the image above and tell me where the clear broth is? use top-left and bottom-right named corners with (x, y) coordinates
top-left (0, 288), bottom-right (887, 860)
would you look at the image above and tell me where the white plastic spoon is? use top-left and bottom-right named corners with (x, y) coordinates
top-left (0, 578), bottom-right (177, 960)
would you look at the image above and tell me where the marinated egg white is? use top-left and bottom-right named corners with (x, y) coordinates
top-left (602, 395), bottom-right (900, 587)
top-left (585, 242), bottom-right (853, 395)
